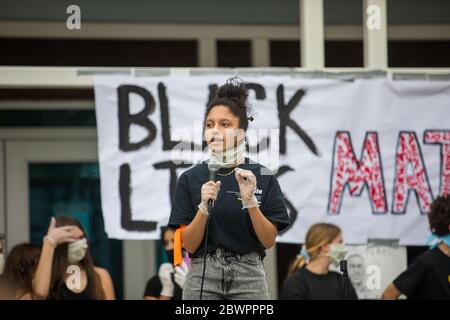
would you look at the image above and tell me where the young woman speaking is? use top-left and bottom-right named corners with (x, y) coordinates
top-left (169, 78), bottom-right (290, 300)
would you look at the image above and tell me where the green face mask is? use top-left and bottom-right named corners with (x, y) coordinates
top-left (328, 243), bottom-right (347, 267)
top-left (68, 238), bottom-right (88, 264)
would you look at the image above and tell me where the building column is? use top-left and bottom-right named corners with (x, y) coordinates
top-left (363, 0), bottom-right (388, 69)
top-left (300, 0), bottom-right (325, 68)
top-left (252, 38), bottom-right (270, 67)
top-left (198, 37), bottom-right (217, 67)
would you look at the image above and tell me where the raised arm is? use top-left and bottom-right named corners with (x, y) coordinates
top-left (32, 218), bottom-right (81, 300)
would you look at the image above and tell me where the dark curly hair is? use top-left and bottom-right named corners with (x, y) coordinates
top-left (204, 77), bottom-right (254, 131)
top-left (428, 195), bottom-right (450, 236)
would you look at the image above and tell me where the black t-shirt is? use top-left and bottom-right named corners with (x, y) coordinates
top-left (393, 247), bottom-right (450, 300)
top-left (168, 158), bottom-right (290, 258)
top-left (143, 275), bottom-right (183, 300)
top-left (280, 267), bottom-right (358, 300)
top-left (57, 283), bottom-right (95, 300)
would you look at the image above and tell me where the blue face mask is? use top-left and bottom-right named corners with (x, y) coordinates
top-left (426, 233), bottom-right (450, 249)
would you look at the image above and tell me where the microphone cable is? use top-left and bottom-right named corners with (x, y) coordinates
top-left (200, 165), bottom-right (219, 300)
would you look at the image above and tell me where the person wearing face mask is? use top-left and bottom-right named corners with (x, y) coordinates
top-left (143, 226), bottom-right (189, 300)
top-left (280, 223), bottom-right (358, 300)
top-left (32, 216), bottom-right (115, 300)
top-left (168, 78), bottom-right (290, 300)
top-left (382, 195), bottom-right (450, 300)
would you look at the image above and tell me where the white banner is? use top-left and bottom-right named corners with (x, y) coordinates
top-left (94, 75), bottom-right (450, 245)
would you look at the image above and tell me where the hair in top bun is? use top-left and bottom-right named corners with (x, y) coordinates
top-left (204, 77), bottom-right (254, 130)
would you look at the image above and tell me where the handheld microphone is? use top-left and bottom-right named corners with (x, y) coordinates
top-left (339, 260), bottom-right (347, 274)
top-left (207, 163), bottom-right (220, 210)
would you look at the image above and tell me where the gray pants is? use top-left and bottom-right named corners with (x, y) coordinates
top-left (182, 248), bottom-right (270, 300)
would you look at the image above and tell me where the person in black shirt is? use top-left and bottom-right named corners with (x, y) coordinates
top-left (280, 223), bottom-right (358, 300)
top-left (382, 195), bottom-right (450, 300)
top-left (168, 78), bottom-right (290, 299)
top-left (32, 216), bottom-right (115, 300)
top-left (143, 226), bottom-right (188, 300)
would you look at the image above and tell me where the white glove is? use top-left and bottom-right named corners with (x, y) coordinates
top-left (174, 261), bottom-right (188, 289)
top-left (198, 180), bottom-right (221, 215)
top-left (235, 169), bottom-right (259, 209)
top-left (158, 263), bottom-right (175, 298)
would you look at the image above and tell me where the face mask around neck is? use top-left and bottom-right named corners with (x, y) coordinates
top-left (208, 139), bottom-right (246, 168)
top-left (426, 233), bottom-right (450, 249)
